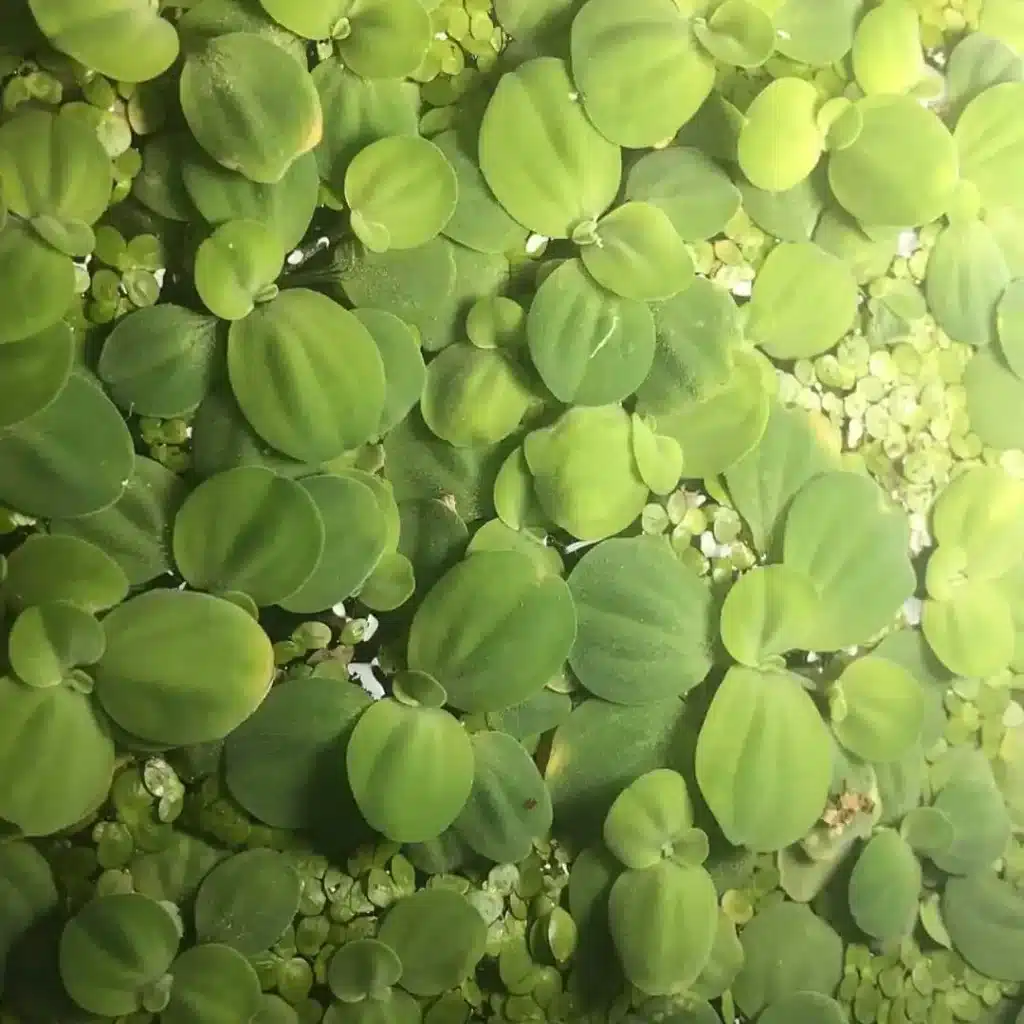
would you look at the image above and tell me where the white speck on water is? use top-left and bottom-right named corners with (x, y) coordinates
top-left (526, 233), bottom-right (548, 254)
top-left (154, 268), bottom-right (166, 287)
top-left (350, 660), bottom-right (385, 700)
top-left (897, 230), bottom-right (919, 258)
top-left (902, 596), bottom-right (923, 625)
top-left (777, 29), bottom-right (790, 40)
top-left (731, 279), bottom-right (752, 298)
top-left (565, 539), bottom-right (600, 554)
top-left (286, 249), bottom-right (304, 266)
top-left (361, 614), bottom-right (380, 642)
top-left (331, 601), bottom-right (347, 618)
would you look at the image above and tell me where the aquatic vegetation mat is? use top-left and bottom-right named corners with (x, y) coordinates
top-left (1, 0), bottom-right (1024, 1022)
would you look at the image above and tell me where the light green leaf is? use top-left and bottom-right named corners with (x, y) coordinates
top-left (738, 79), bottom-right (823, 192)
top-left (194, 219), bottom-right (284, 320)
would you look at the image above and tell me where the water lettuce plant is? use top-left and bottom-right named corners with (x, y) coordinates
top-left (2, 0), bottom-right (1024, 1022)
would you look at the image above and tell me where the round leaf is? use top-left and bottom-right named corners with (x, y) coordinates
top-left (746, 242), bottom-right (858, 360)
top-left (570, 0), bottom-right (715, 148)
top-left (696, 667), bottom-right (833, 852)
top-left (194, 219), bottom-right (284, 320)
top-left (943, 873), bottom-right (1024, 982)
top-left (227, 288), bottom-right (386, 463)
top-left (28, 0), bottom-right (180, 82)
top-left (328, 939), bottom-right (403, 1003)
top-left (194, 849), bottom-right (301, 954)
top-left (163, 943), bottom-right (262, 1024)
top-left (773, 0), bottom-right (861, 66)
top-left (180, 32), bottom-right (322, 184)
top-left (759, 994), bottom-right (846, 1024)
top-left (955, 81), bottom-right (1024, 213)
top-left (99, 304), bottom-right (222, 419)
top-left (581, 201), bottom-right (695, 302)
top-left (719, 564), bottom-right (819, 667)
top-left (94, 590), bottom-right (274, 746)
top-left (608, 859), bottom-right (718, 996)
top-left (848, 829), bottom-right (921, 942)
top-left (738, 79), bottom-right (823, 192)
top-left (173, 466), bottom-right (325, 606)
top-left (851, 0), bottom-right (926, 96)
top-left (453, 730), bottom-right (553, 863)
top-left (353, 308), bottom-right (426, 436)
top-left (568, 536), bottom-right (713, 704)
top-left (347, 698), bottom-right (475, 843)
top-left (0, 372), bottom-right (135, 519)
top-left (478, 56), bottom-right (621, 238)
top-left (526, 258), bottom-right (656, 405)
top-left (59, 893), bottom-right (180, 1017)
top-left (345, 135), bottom-right (457, 253)
top-left (407, 549), bottom-right (577, 712)
top-left (0, 674), bottom-right (114, 836)
top-left (0, 109), bottom-right (111, 223)
top-left (377, 887), bottom-right (486, 997)
top-left (224, 675), bottom-right (369, 831)
top-left (828, 95), bottom-right (958, 226)
top-left (8, 602), bottom-right (105, 688)
top-left (693, 0), bottom-right (776, 68)
top-left (782, 471), bottom-right (915, 650)
top-left (964, 346), bottom-right (1024, 451)
top-left (0, 321), bottom-right (74, 430)
top-left (603, 769), bottom-right (693, 870)
top-left (333, 0), bottom-right (431, 79)
top-left (922, 581), bottom-right (1016, 678)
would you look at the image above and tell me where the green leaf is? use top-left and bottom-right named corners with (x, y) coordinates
top-left (421, 344), bottom-right (537, 448)
top-left (8, 602), bottom-right (104, 688)
top-left (194, 850), bottom-right (301, 954)
top-left (407, 549), bottom-right (576, 712)
top-left (649, 348), bottom-right (772, 479)
top-left (630, 415), bottom-right (683, 495)
top-left (312, 60), bottom-right (420, 191)
top-left (224, 675), bottom-right (369, 832)
top-left (99, 304), bottom-right (222, 419)
top-left (227, 289), bottom-right (386, 463)
top-left (759, 994), bottom-right (847, 1024)
top-left (194, 219), bottom-right (284, 320)
top-left (998, 277), bottom-right (1024, 378)
top-left (0, 321), bottom-right (73, 430)
top-left (956, 81), bottom-right (1024, 214)
top-left (50, 456), bottom-right (186, 587)
top-left (347, 697), bottom-right (474, 842)
top-left (691, 910), bottom-right (744, 1001)
top-left (29, 214), bottom-right (95, 258)
top-left (945, 32), bottom-right (1024, 124)
top-left (333, 0), bottom-right (431, 78)
top-left (345, 136), bottom-right (457, 253)
top-left (723, 402), bottom-right (839, 556)
top-left (328, 939), bottom-right (403, 1004)
top-left (478, 56), bottom-right (621, 237)
top-left (0, 218), bottom-right (76, 345)
top-left (59, 893), bottom-right (180, 1017)
top-left (0, 110), bottom-right (111, 224)
top-left (739, 171), bottom-right (825, 242)
top-left (397, 498), bottom-right (469, 595)
top-left (603, 769), bottom-right (693, 870)
top-left (27, 0), bottom-right (180, 82)
top-left (279, 473), bottom-right (387, 613)
top-left (0, 841), bottom-right (57, 983)
top-left (0, 373), bottom-right (135, 519)
top-left (0, 675), bottom-right (114, 836)
top-left (829, 95), bottom-right (958, 226)
top-left (921, 581), bottom-right (1016, 678)
top-left (900, 806), bottom-right (955, 857)
top-left (162, 943), bottom-right (263, 1024)
top-left (719, 564), bottom-right (819, 667)
top-left (847, 829), bottom-right (921, 942)
top-left (696, 667), bottom-right (833, 852)
top-left (256, 0), bottom-right (350, 37)
top-left (453, 730), bottom-right (553, 863)
top-left (546, 696), bottom-right (695, 840)
top-left (4, 533), bottom-right (128, 613)
top-left (177, 0), bottom-right (307, 60)
top-left (567, 536), bottom-right (713, 704)
top-left (733, 901), bottom-right (843, 1018)
top-left (433, 126), bottom-right (529, 256)
top-left (526, 258), bottom-right (656, 405)
top-left (524, 405), bottom-right (649, 540)
top-left (772, 0), bottom-right (862, 66)
top-left (693, 0), bottom-right (775, 68)
top-left (569, 0), bottom-right (715, 148)
top-left (738, 79), bottom-right (823, 192)
top-left (172, 466), bottom-right (325, 606)
top-left (931, 465), bottom-right (1024, 580)
top-left (746, 242), bottom-right (858, 360)
top-left (608, 859), bottom-right (718, 996)
top-left (943, 873), bottom-right (1024, 982)
top-left (636, 278), bottom-right (740, 412)
top-left (964, 346), bottom-right (1024, 450)
top-left (352, 308), bottom-right (425, 437)
top-left (624, 146), bottom-right (740, 243)
top-left (925, 218), bottom-right (1009, 348)
top-left (580, 201), bottom-right (695, 302)
top-left (94, 590), bottom-right (274, 746)
top-left (181, 147), bottom-right (318, 251)
top-left (180, 31), bottom-right (322, 184)
top-left (851, 0), bottom-right (926, 96)
top-left (782, 471), bottom-right (915, 650)
top-left (377, 887), bottom-right (486, 997)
